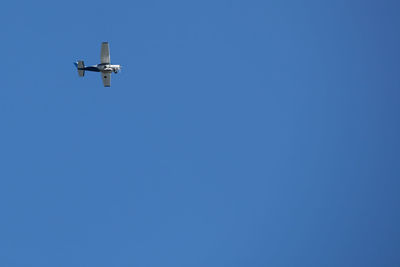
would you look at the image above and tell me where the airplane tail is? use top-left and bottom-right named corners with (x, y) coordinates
top-left (74, 60), bottom-right (85, 77)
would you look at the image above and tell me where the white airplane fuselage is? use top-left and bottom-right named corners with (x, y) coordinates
top-left (84, 64), bottom-right (121, 73)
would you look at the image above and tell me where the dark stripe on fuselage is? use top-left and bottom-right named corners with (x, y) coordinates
top-left (83, 66), bottom-right (100, 72)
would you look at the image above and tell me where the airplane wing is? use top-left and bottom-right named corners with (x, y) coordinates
top-left (101, 72), bottom-right (111, 87)
top-left (100, 42), bottom-right (110, 64)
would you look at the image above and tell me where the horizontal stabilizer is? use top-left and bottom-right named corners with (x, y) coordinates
top-left (75, 60), bottom-right (85, 77)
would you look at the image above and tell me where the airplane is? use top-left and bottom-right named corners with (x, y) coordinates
top-left (74, 42), bottom-right (121, 87)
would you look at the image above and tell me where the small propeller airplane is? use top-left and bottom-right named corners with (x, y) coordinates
top-left (74, 42), bottom-right (121, 87)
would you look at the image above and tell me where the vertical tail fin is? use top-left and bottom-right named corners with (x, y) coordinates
top-left (74, 60), bottom-right (85, 77)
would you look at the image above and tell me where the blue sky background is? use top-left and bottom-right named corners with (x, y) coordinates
top-left (0, 0), bottom-right (399, 266)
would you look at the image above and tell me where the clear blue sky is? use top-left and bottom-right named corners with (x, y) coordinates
top-left (0, 0), bottom-right (399, 266)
